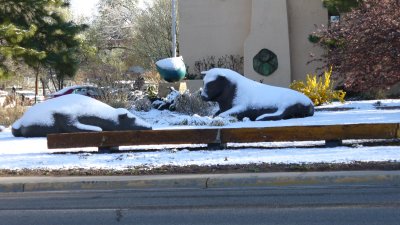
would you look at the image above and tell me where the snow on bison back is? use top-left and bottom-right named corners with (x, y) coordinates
top-left (12, 94), bottom-right (152, 137)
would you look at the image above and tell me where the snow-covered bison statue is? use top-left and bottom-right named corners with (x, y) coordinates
top-left (12, 94), bottom-right (152, 137)
top-left (201, 68), bottom-right (314, 121)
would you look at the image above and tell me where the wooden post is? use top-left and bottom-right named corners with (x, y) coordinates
top-left (98, 146), bottom-right (120, 153)
top-left (207, 129), bottom-right (227, 150)
top-left (325, 140), bottom-right (343, 148)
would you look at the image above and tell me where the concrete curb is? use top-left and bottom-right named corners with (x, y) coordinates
top-left (0, 171), bottom-right (399, 193)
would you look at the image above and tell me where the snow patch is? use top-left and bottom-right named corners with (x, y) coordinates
top-left (156, 56), bottom-right (186, 71)
top-left (0, 99), bottom-right (399, 170)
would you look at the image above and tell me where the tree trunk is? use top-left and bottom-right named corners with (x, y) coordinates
top-left (57, 78), bottom-right (64, 90)
top-left (40, 77), bottom-right (47, 96)
top-left (49, 73), bottom-right (57, 91)
top-left (34, 66), bottom-right (39, 104)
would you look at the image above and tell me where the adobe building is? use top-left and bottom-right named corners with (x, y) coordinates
top-left (179, 0), bottom-right (328, 88)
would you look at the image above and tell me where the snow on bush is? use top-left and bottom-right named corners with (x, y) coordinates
top-left (171, 114), bottom-right (236, 126)
top-left (150, 88), bottom-right (218, 117)
top-left (151, 88), bottom-right (180, 110)
top-left (132, 97), bottom-right (152, 112)
top-left (173, 90), bottom-right (218, 116)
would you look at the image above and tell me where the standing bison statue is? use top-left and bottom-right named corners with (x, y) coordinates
top-left (12, 94), bottom-right (152, 137)
top-left (201, 68), bottom-right (314, 121)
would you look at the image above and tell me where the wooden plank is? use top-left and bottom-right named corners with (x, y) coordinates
top-left (47, 123), bottom-right (400, 149)
top-left (220, 123), bottom-right (399, 143)
top-left (47, 129), bottom-right (220, 149)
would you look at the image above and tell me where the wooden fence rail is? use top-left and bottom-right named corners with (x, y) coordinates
top-left (47, 123), bottom-right (400, 151)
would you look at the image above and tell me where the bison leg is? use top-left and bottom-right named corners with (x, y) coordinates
top-left (256, 103), bottom-right (314, 121)
top-left (53, 113), bottom-right (102, 133)
top-left (218, 105), bottom-right (246, 118)
top-left (11, 127), bottom-right (22, 137)
top-left (255, 108), bottom-right (285, 121)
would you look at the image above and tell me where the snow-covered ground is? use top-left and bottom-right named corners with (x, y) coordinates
top-left (0, 99), bottom-right (399, 171)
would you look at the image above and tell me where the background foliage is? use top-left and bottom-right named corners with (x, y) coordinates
top-left (0, 0), bottom-right (87, 92)
top-left (322, 0), bottom-right (360, 15)
top-left (290, 67), bottom-right (346, 106)
top-left (310, 0), bottom-right (400, 94)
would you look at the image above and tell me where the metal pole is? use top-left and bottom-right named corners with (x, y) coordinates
top-left (171, 0), bottom-right (177, 57)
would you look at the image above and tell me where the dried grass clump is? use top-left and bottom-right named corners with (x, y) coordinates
top-left (132, 97), bottom-right (152, 112)
top-left (173, 90), bottom-right (217, 116)
top-left (0, 105), bottom-right (27, 127)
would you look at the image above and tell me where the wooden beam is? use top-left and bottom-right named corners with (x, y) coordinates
top-left (47, 123), bottom-right (400, 150)
top-left (220, 123), bottom-right (399, 143)
top-left (47, 129), bottom-right (220, 149)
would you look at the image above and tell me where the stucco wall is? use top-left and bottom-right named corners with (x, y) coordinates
top-left (179, 0), bottom-right (327, 87)
top-left (243, 0), bottom-right (291, 87)
top-left (287, 0), bottom-right (328, 82)
top-left (179, 0), bottom-right (251, 75)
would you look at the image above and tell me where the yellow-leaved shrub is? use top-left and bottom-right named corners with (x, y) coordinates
top-left (290, 67), bottom-right (346, 106)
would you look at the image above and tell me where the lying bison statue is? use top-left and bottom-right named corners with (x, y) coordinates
top-left (12, 94), bottom-right (152, 137)
top-left (201, 68), bottom-right (314, 121)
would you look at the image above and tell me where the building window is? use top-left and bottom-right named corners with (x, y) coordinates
top-left (253, 49), bottom-right (278, 76)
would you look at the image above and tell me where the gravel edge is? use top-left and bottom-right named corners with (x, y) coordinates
top-left (1, 161), bottom-right (400, 177)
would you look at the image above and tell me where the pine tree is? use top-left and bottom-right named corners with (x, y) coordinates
top-left (0, 23), bottom-right (45, 78)
top-left (0, 0), bottom-right (87, 92)
top-left (0, 0), bottom-right (57, 78)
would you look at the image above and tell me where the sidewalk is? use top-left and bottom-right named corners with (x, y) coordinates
top-left (1, 171), bottom-right (399, 193)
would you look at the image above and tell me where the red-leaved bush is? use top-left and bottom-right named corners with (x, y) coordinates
top-left (310, 0), bottom-right (400, 93)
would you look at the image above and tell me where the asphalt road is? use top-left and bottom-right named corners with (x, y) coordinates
top-left (0, 184), bottom-right (399, 225)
